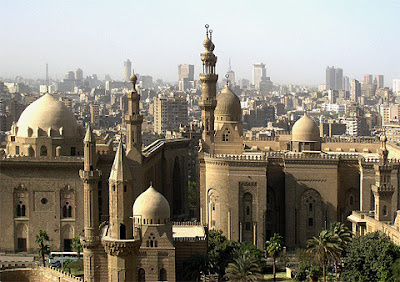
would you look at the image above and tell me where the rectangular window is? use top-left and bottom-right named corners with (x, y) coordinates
top-left (245, 222), bottom-right (251, 231)
top-left (308, 218), bottom-right (314, 227)
top-left (70, 147), bottom-right (76, 156)
top-left (64, 239), bottom-right (72, 252)
top-left (15, 146), bottom-right (20, 155)
top-left (11, 136), bottom-right (15, 142)
top-left (17, 238), bottom-right (27, 252)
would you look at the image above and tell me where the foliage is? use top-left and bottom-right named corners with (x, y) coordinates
top-left (188, 181), bottom-right (197, 208)
top-left (224, 249), bottom-right (262, 281)
top-left (35, 229), bottom-right (50, 266)
top-left (294, 249), bottom-right (322, 282)
top-left (342, 231), bottom-right (400, 282)
top-left (329, 222), bottom-right (352, 252)
top-left (307, 229), bottom-right (342, 282)
top-left (71, 237), bottom-right (83, 260)
top-left (181, 253), bottom-right (212, 281)
top-left (391, 258), bottom-right (400, 281)
top-left (266, 233), bottom-right (284, 281)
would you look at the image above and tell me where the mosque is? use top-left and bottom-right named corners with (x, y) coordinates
top-left (197, 24), bottom-right (400, 250)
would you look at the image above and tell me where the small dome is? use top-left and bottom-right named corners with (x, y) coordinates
top-left (16, 94), bottom-right (82, 138)
top-left (133, 185), bottom-right (170, 224)
top-left (292, 114), bottom-right (320, 142)
top-left (203, 37), bottom-right (212, 50)
top-left (215, 86), bottom-right (241, 121)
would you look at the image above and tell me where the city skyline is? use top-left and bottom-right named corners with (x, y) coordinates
top-left (1, 0), bottom-right (400, 86)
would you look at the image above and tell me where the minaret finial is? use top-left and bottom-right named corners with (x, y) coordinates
top-left (225, 74), bottom-right (229, 87)
top-left (130, 74), bottom-right (137, 91)
top-left (150, 181), bottom-right (153, 187)
top-left (205, 24), bottom-right (209, 38)
top-left (209, 29), bottom-right (213, 40)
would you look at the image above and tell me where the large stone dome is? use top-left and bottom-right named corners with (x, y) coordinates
top-left (133, 185), bottom-right (170, 224)
top-left (16, 94), bottom-right (82, 138)
top-left (292, 113), bottom-right (320, 142)
top-left (215, 85), bottom-right (241, 121)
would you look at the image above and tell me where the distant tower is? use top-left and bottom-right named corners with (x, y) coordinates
top-left (79, 124), bottom-right (103, 281)
top-left (372, 135), bottom-right (394, 222)
top-left (75, 68), bottom-right (83, 81)
top-left (199, 24), bottom-right (218, 150)
top-left (102, 142), bottom-right (141, 281)
top-left (125, 74), bottom-right (143, 161)
top-left (226, 58), bottom-right (235, 86)
top-left (124, 59), bottom-right (132, 82)
top-left (253, 63), bottom-right (266, 90)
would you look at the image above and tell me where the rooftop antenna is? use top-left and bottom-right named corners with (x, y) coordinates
top-left (205, 24), bottom-right (209, 38)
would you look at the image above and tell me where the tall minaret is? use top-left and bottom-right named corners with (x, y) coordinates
top-left (199, 24), bottom-right (218, 151)
top-left (125, 74), bottom-right (143, 162)
top-left (102, 141), bottom-right (140, 281)
top-left (79, 124), bottom-right (102, 281)
top-left (372, 135), bottom-right (394, 221)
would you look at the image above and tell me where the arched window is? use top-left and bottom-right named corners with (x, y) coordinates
top-left (138, 268), bottom-right (145, 282)
top-left (159, 268), bottom-right (167, 281)
top-left (21, 205), bottom-right (26, 216)
top-left (40, 145), bottom-right (47, 156)
top-left (350, 196), bottom-right (354, 206)
top-left (63, 206), bottom-right (67, 218)
top-left (68, 206), bottom-right (72, 217)
top-left (383, 205), bottom-right (388, 216)
top-left (155, 241), bottom-right (158, 248)
top-left (309, 203), bottom-right (313, 212)
top-left (16, 205), bottom-right (21, 217)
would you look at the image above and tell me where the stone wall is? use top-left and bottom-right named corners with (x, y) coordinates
top-left (0, 266), bottom-right (82, 282)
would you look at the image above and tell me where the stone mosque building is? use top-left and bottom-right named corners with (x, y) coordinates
top-left (0, 73), bottom-right (207, 281)
top-left (197, 24), bottom-right (400, 250)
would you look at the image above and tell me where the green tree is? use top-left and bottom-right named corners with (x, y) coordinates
top-left (71, 237), bottom-right (83, 260)
top-left (266, 233), bottom-right (284, 281)
top-left (224, 249), bottom-right (262, 282)
top-left (307, 229), bottom-right (341, 282)
top-left (182, 253), bottom-right (212, 281)
top-left (35, 229), bottom-right (50, 266)
top-left (342, 231), bottom-right (400, 281)
top-left (329, 222), bottom-right (352, 278)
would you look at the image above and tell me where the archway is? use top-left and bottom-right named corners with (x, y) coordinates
top-left (40, 145), bottom-right (47, 156)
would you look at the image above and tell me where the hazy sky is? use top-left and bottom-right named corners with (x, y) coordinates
top-left (1, 0), bottom-right (400, 86)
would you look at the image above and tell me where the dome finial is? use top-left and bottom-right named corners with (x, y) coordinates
top-left (130, 74), bottom-right (137, 91)
top-left (150, 181), bottom-right (153, 187)
top-left (205, 24), bottom-right (209, 38)
top-left (225, 74), bottom-right (229, 87)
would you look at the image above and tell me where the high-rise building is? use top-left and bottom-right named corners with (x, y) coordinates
top-left (394, 79), bottom-right (400, 94)
top-left (326, 66), bottom-right (336, 90)
top-left (178, 64), bottom-right (194, 91)
top-left (226, 59), bottom-right (235, 86)
top-left (326, 66), bottom-right (343, 90)
top-left (375, 75), bottom-right (384, 88)
top-left (178, 64), bottom-right (194, 81)
top-left (253, 63), bottom-right (266, 90)
top-left (364, 74), bottom-right (373, 85)
top-left (90, 103), bottom-right (100, 127)
top-left (124, 59), bottom-right (132, 82)
top-left (343, 76), bottom-right (350, 91)
top-left (350, 79), bottom-right (361, 102)
top-left (154, 94), bottom-right (188, 134)
top-left (65, 71), bottom-right (75, 80)
top-left (74, 68), bottom-right (83, 81)
top-left (335, 68), bottom-right (343, 90)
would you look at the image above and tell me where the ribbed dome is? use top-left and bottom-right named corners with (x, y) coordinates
top-left (292, 114), bottom-right (320, 142)
top-left (215, 86), bottom-right (241, 121)
top-left (16, 94), bottom-right (82, 138)
top-left (133, 185), bottom-right (170, 224)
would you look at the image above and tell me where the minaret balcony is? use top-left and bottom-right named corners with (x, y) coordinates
top-left (200, 73), bottom-right (218, 82)
top-left (372, 184), bottom-right (395, 194)
top-left (125, 114), bottom-right (143, 123)
top-left (102, 237), bottom-right (141, 257)
top-left (79, 169), bottom-right (102, 179)
top-left (199, 100), bottom-right (217, 108)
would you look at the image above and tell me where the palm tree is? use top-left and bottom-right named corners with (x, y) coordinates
top-left (71, 237), bottom-right (83, 261)
top-left (329, 222), bottom-right (352, 279)
top-left (224, 250), bottom-right (262, 282)
top-left (35, 230), bottom-right (50, 266)
top-left (307, 229), bottom-right (342, 282)
top-left (266, 233), bottom-right (284, 281)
